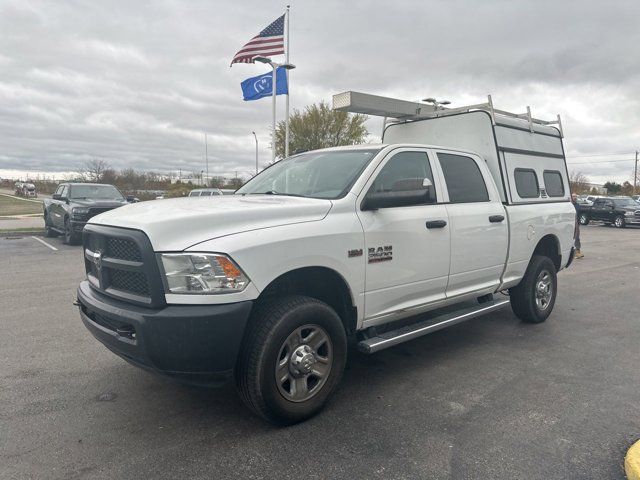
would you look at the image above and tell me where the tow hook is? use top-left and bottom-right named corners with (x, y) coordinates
top-left (72, 300), bottom-right (81, 307)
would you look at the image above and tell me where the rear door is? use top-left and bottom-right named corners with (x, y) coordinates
top-left (433, 151), bottom-right (508, 298)
top-left (357, 148), bottom-right (450, 324)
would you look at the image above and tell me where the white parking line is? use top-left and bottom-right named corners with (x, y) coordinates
top-left (32, 236), bottom-right (58, 251)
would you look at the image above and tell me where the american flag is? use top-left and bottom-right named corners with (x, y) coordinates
top-left (231, 14), bottom-right (285, 65)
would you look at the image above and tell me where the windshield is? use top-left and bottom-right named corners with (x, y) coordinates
top-left (69, 184), bottom-right (124, 201)
top-left (613, 198), bottom-right (638, 208)
top-left (236, 149), bottom-right (381, 199)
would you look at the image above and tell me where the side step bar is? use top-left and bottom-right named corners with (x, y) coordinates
top-left (357, 298), bottom-right (510, 354)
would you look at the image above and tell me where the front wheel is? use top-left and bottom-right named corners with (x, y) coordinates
top-left (63, 218), bottom-right (80, 245)
top-left (235, 296), bottom-right (347, 425)
top-left (509, 255), bottom-right (557, 323)
top-left (44, 211), bottom-right (57, 237)
top-left (614, 215), bottom-right (626, 228)
top-left (579, 214), bottom-right (589, 225)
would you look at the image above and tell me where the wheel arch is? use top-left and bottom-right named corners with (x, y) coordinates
top-left (532, 234), bottom-right (562, 271)
top-left (257, 266), bottom-right (357, 336)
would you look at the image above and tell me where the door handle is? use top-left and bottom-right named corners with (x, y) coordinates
top-left (489, 215), bottom-right (505, 223)
top-left (426, 220), bottom-right (447, 229)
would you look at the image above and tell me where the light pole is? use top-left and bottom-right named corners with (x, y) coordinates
top-left (252, 131), bottom-right (259, 175)
top-left (204, 133), bottom-right (209, 186)
top-left (253, 56), bottom-right (296, 162)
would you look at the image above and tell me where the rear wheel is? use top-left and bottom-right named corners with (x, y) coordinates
top-left (509, 255), bottom-right (557, 323)
top-left (235, 295), bottom-right (347, 425)
top-left (614, 215), bottom-right (626, 228)
top-left (579, 214), bottom-right (589, 225)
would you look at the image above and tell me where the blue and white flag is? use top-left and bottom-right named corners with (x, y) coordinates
top-left (241, 67), bottom-right (288, 101)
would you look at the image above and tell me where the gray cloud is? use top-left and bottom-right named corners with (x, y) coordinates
top-left (1, 0), bottom-right (639, 184)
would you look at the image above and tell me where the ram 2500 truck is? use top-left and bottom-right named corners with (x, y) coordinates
top-left (77, 94), bottom-right (575, 424)
top-left (43, 183), bottom-right (129, 244)
top-left (577, 196), bottom-right (640, 227)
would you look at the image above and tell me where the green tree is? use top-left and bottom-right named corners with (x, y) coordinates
top-left (274, 101), bottom-right (368, 158)
top-left (603, 181), bottom-right (622, 195)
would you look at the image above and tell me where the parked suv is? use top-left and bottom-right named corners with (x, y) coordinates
top-left (188, 188), bottom-right (223, 197)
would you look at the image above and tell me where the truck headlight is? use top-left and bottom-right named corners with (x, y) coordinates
top-left (72, 207), bottom-right (89, 214)
top-left (159, 253), bottom-right (249, 294)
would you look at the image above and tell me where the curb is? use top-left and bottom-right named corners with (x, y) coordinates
top-left (1, 230), bottom-right (46, 237)
top-left (626, 440), bottom-right (640, 480)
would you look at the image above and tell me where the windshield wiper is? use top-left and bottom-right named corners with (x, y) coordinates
top-left (248, 191), bottom-right (307, 198)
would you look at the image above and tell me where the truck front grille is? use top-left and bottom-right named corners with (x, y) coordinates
top-left (88, 207), bottom-right (113, 219)
top-left (107, 238), bottom-right (142, 262)
top-left (83, 224), bottom-right (165, 308)
top-left (110, 270), bottom-right (149, 296)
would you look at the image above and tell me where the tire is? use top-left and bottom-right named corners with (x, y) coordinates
top-left (509, 255), bottom-right (557, 324)
top-left (235, 295), bottom-right (347, 425)
top-left (63, 217), bottom-right (80, 245)
top-left (614, 215), bottom-right (626, 228)
top-left (579, 214), bottom-right (589, 225)
top-left (44, 211), bottom-right (57, 237)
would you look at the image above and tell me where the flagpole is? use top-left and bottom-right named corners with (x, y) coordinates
top-left (284, 5), bottom-right (291, 158)
top-left (271, 64), bottom-right (276, 163)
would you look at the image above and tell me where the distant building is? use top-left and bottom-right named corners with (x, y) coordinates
top-left (170, 175), bottom-right (207, 186)
top-left (585, 183), bottom-right (607, 194)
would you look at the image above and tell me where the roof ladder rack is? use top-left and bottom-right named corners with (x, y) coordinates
top-left (332, 91), bottom-right (564, 137)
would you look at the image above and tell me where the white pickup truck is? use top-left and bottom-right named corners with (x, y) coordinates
top-left (77, 94), bottom-right (576, 424)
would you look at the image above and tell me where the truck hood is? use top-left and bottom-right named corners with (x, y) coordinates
top-left (88, 195), bottom-right (333, 251)
top-left (72, 199), bottom-right (128, 209)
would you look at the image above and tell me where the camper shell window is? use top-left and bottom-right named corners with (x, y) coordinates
top-left (514, 168), bottom-right (540, 199)
top-left (543, 170), bottom-right (565, 197)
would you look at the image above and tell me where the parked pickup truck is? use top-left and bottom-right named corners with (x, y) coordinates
top-left (577, 196), bottom-right (640, 228)
top-left (43, 183), bottom-right (129, 244)
top-left (77, 93), bottom-right (575, 424)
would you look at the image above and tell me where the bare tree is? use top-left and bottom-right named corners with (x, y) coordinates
top-left (568, 171), bottom-right (590, 194)
top-left (82, 159), bottom-right (112, 183)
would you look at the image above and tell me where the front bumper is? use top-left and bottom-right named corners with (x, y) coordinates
top-left (70, 219), bottom-right (87, 233)
top-left (77, 280), bottom-right (253, 386)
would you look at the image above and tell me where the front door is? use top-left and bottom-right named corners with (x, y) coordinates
top-left (52, 185), bottom-right (67, 229)
top-left (357, 149), bottom-right (450, 325)
top-left (593, 198), bottom-right (614, 222)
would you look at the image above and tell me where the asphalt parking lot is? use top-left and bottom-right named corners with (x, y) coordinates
top-left (1, 225), bottom-right (639, 480)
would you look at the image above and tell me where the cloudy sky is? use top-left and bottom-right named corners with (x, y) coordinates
top-left (1, 0), bottom-right (639, 184)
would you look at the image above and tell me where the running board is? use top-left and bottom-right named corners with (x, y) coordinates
top-left (357, 298), bottom-right (510, 354)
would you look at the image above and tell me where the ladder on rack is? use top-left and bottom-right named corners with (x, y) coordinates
top-left (332, 91), bottom-right (564, 137)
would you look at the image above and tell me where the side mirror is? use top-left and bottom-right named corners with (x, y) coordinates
top-left (52, 193), bottom-right (61, 200)
top-left (362, 177), bottom-right (434, 211)
top-left (362, 189), bottom-right (429, 210)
